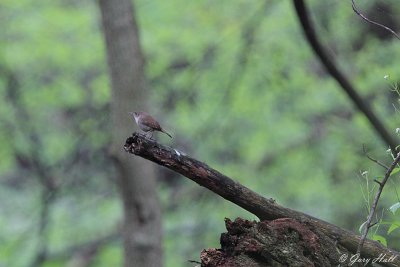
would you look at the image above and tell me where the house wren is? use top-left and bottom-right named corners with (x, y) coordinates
top-left (129, 111), bottom-right (172, 138)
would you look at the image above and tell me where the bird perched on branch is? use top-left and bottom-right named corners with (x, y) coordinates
top-left (129, 111), bottom-right (172, 138)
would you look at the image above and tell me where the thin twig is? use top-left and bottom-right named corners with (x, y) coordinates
top-left (357, 151), bottom-right (400, 254)
top-left (351, 0), bottom-right (400, 40)
top-left (370, 221), bottom-right (379, 228)
top-left (363, 145), bottom-right (389, 170)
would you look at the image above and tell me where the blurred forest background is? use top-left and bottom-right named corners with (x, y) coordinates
top-left (2, 0), bottom-right (400, 266)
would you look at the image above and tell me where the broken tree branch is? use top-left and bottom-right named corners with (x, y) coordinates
top-left (124, 133), bottom-right (400, 266)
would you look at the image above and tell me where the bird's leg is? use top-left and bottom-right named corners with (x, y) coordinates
top-left (144, 131), bottom-right (153, 139)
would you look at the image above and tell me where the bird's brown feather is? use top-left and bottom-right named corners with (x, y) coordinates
top-left (140, 113), bottom-right (162, 131)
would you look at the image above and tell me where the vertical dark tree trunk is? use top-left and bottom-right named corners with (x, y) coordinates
top-left (98, 1), bottom-right (163, 266)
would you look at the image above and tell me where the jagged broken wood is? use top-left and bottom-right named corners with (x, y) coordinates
top-left (124, 133), bottom-right (400, 266)
top-left (202, 218), bottom-right (334, 266)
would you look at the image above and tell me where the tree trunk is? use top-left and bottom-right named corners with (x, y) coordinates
top-left (98, 1), bottom-right (163, 266)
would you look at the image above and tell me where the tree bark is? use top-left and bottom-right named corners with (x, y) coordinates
top-left (98, 1), bottom-right (163, 267)
top-left (201, 218), bottom-right (338, 267)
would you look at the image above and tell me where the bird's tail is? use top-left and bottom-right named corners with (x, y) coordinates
top-left (161, 129), bottom-right (172, 138)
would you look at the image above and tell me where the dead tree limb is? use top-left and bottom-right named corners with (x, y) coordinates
top-left (124, 133), bottom-right (400, 266)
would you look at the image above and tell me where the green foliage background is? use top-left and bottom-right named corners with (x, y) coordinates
top-left (1, 0), bottom-right (400, 266)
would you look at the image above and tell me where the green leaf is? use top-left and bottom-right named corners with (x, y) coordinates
top-left (389, 202), bottom-right (400, 214)
top-left (359, 221), bottom-right (367, 233)
top-left (390, 167), bottom-right (400, 176)
top-left (372, 234), bottom-right (387, 247)
top-left (388, 222), bottom-right (400, 234)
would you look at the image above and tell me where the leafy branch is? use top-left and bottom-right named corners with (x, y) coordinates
top-left (358, 151), bottom-right (400, 254)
